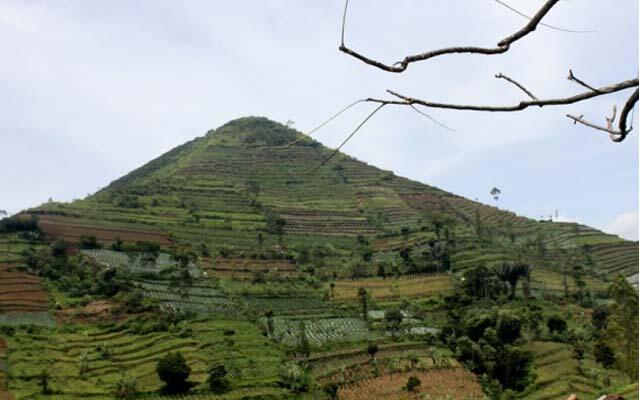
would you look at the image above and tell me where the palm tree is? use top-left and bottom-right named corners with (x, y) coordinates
top-left (490, 187), bottom-right (501, 208)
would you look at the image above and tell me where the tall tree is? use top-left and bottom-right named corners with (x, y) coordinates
top-left (490, 187), bottom-right (501, 208)
top-left (605, 276), bottom-right (639, 379)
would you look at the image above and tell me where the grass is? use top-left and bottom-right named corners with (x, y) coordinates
top-left (5, 319), bottom-right (287, 399)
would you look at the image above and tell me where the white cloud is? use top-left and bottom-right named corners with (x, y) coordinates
top-left (605, 211), bottom-right (639, 241)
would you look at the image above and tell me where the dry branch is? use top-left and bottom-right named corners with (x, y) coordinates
top-left (495, 73), bottom-right (537, 100)
top-left (567, 69), bottom-right (601, 93)
top-left (375, 78), bottom-right (638, 112)
top-left (339, 0), bottom-right (561, 73)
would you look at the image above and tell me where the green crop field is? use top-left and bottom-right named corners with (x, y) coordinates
top-left (4, 319), bottom-right (288, 399)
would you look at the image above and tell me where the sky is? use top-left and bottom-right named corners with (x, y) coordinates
top-left (0, 0), bottom-right (638, 240)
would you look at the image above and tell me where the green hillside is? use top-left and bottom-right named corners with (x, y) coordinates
top-left (26, 117), bottom-right (638, 283)
top-left (1, 116), bottom-right (637, 400)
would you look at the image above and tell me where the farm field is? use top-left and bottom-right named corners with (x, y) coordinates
top-left (0, 264), bottom-right (48, 314)
top-left (1, 117), bottom-right (637, 399)
top-left (268, 316), bottom-right (377, 348)
top-left (331, 274), bottom-right (452, 302)
top-left (521, 341), bottom-right (629, 400)
top-left (37, 215), bottom-right (172, 246)
top-left (82, 249), bottom-right (202, 277)
top-left (337, 368), bottom-right (484, 400)
top-left (4, 319), bottom-right (288, 399)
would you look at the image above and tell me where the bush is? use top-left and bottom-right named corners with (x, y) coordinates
top-left (405, 376), bottom-right (421, 392)
top-left (323, 382), bottom-right (339, 399)
top-left (156, 352), bottom-right (191, 393)
top-left (546, 315), bottom-right (567, 335)
top-left (79, 235), bottom-right (102, 250)
top-left (114, 372), bottom-right (137, 399)
top-left (367, 343), bottom-right (379, 359)
top-left (279, 362), bottom-right (310, 393)
top-left (207, 363), bottom-right (229, 393)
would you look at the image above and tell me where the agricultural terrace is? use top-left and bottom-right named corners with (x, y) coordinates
top-left (331, 274), bottom-right (451, 302)
top-left (37, 214), bottom-right (172, 246)
top-left (82, 249), bottom-right (201, 277)
top-left (267, 316), bottom-right (377, 348)
top-left (212, 256), bottom-right (298, 279)
top-left (337, 368), bottom-right (484, 400)
top-left (0, 264), bottom-right (48, 314)
top-left (5, 319), bottom-right (287, 399)
top-left (309, 341), bottom-right (455, 383)
top-left (521, 341), bottom-right (629, 400)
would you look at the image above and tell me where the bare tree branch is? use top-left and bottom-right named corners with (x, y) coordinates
top-left (493, 0), bottom-right (596, 34)
top-left (615, 88), bottom-right (639, 142)
top-left (379, 78), bottom-right (638, 112)
top-left (495, 73), bottom-right (537, 100)
top-left (311, 103), bottom-right (386, 172)
top-left (566, 114), bottom-right (622, 136)
top-left (567, 69), bottom-right (601, 93)
top-left (339, 0), bottom-right (561, 73)
top-left (332, 2), bottom-right (638, 148)
top-left (565, 89), bottom-right (638, 142)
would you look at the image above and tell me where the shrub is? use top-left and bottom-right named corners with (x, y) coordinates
top-left (323, 382), bottom-right (339, 399)
top-left (591, 305), bottom-right (609, 331)
top-left (367, 343), bottom-right (379, 360)
top-left (114, 372), bottom-right (137, 399)
top-left (79, 235), bottom-right (101, 249)
top-left (594, 339), bottom-right (616, 368)
top-left (546, 315), bottom-right (567, 335)
top-left (156, 352), bottom-right (191, 393)
top-left (279, 362), bottom-right (310, 393)
top-left (405, 376), bottom-right (421, 392)
top-left (207, 363), bottom-right (229, 393)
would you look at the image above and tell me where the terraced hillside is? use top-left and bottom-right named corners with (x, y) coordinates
top-left (25, 117), bottom-right (637, 284)
top-left (2, 116), bottom-right (637, 400)
top-left (5, 320), bottom-right (288, 399)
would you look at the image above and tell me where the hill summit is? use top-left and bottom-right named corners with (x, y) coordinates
top-left (30, 116), bottom-right (638, 283)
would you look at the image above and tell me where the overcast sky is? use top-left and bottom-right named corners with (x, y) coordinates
top-left (1, 1), bottom-right (638, 240)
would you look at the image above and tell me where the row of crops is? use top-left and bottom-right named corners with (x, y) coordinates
top-left (267, 316), bottom-right (377, 347)
top-left (82, 249), bottom-right (202, 277)
top-left (0, 312), bottom-right (55, 327)
top-left (132, 279), bottom-right (241, 315)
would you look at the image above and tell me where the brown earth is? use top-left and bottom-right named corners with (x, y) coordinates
top-left (55, 300), bottom-right (119, 324)
top-left (0, 264), bottom-right (48, 313)
top-left (37, 215), bottom-right (172, 246)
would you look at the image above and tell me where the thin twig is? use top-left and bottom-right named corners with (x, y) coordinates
top-left (341, 0), bottom-right (349, 46)
top-left (493, 0), bottom-right (596, 34)
top-left (339, 0), bottom-right (561, 72)
top-left (283, 99), bottom-right (366, 147)
top-left (606, 105), bottom-right (617, 129)
top-left (566, 114), bottom-right (622, 136)
top-left (311, 103), bottom-right (386, 172)
top-left (567, 69), bottom-right (601, 93)
top-left (409, 105), bottom-right (455, 132)
top-left (495, 73), bottom-right (537, 100)
top-left (566, 88), bottom-right (639, 142)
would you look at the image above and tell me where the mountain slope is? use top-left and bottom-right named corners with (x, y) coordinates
top-left (29, 116), bottom-right (638, 282)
